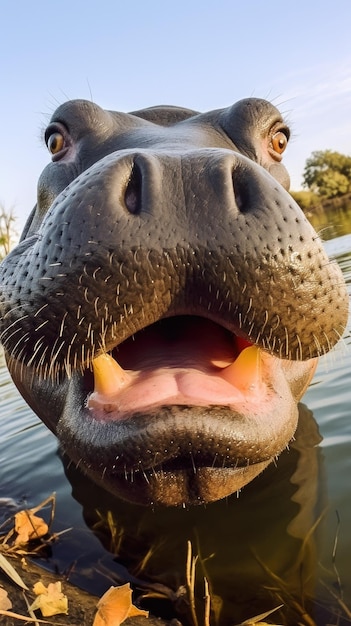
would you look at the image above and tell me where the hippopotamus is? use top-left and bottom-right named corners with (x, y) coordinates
top-left (0, 98), bottom-right (348, 507)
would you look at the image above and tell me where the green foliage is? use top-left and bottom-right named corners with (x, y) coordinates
top-left (302, 150), bottom-right (351, 198)
top-left (290, 190), bottom-right (320, 211)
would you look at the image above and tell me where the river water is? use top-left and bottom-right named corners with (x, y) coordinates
top-left (0, 206), bottom-right (350, 625)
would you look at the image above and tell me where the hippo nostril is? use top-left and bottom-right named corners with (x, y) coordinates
top-left (124, 164), bottom-right (142, 214)
top-left (232, 173), bottom-right (249, 213)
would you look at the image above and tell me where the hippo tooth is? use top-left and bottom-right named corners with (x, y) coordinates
top-left (221, 346), bottom-right (262, 391)
top-left (92, 353), bottom-right (131, 395)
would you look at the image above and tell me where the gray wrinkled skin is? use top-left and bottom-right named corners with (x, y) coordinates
top-left (0, 98), bottom-right (348, 506)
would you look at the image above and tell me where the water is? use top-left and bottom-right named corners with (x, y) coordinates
top-left (0, 207), bottom-right (351, 625)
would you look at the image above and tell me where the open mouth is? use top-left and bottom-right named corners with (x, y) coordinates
top-left (4, 311), bottom-right (316, 505)
top-left (45, 314), bottom-right (315, 505)
top-left (85, 316), bottom-right (263, 421)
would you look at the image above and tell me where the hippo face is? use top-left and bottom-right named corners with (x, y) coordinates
top-left (0, 98), bottom-right (348, 506)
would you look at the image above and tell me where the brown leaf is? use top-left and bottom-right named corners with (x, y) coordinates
top-left (14, 510), bottom-right (49, 544)
top-left (93, 583), bottom-right (149, 626)
top-left (29, 581), bottom-right (68, 617)
top-left (0, 587), bottom-right (12, 611)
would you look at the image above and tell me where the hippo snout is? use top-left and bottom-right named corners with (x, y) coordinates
top-left (0, 97), bottom-right (348, 506)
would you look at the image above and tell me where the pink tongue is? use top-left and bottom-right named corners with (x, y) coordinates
top-left (87, 347), bottom-right (263, 418)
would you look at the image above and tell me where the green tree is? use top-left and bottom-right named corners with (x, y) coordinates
top-left (302, 150), bottom-right (351, 198)
top-left (0, 205), bottom-right (17, 261)
top-left (290, 190), bottom-right (320, 211)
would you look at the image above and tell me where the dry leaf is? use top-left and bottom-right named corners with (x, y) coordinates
top-left (33, 581), bottom-right (49, 596)
top-left (93, 583), bottom-right (149, 626)
top-left (0, 553), bottom-right (29, 590)
top-left (236, 605), bottom-right (284, 625)
top-left (29, 581), bottom-right (68, 617)
top-left (14, 510), bottom-right (49, 544)
top-left (0, 588), bottom-right (12, 611)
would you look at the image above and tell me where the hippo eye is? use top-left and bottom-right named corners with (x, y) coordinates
top-left (271, 130), bottom-right (288, 156)
top-left (44, 122), bottom-right (70, 160)
top-left (47, 131), bottom-right (65, 155)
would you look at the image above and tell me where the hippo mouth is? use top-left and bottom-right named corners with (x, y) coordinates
top-left (87, 316), bottom-right (260, 418)
top-left (56, 314), bottom-right (316, 506)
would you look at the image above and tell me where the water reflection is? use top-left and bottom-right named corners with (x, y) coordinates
top-left (307, 200), bottom-right (351, 240)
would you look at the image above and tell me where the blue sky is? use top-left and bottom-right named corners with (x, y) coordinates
top-left (1, 0), bottom-right (350, 228)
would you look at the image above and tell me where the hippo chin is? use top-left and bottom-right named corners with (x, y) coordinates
top-left (0, 98), bottom-right (348, 507)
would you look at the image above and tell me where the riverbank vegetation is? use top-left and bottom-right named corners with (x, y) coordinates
top-left (291, 149), bottom-right (351, 214)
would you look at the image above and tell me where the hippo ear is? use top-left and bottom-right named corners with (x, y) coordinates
top-left (20, 205), bottom-right (37, 241)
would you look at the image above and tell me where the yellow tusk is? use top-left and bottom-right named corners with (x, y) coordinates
top-left (92, 353), bottom-right (131, 395)
top-left (221, 346), bottom-right (262, 391)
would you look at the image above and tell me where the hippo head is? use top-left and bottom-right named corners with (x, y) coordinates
top-left (0, 98), bottom-right (348, 506)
